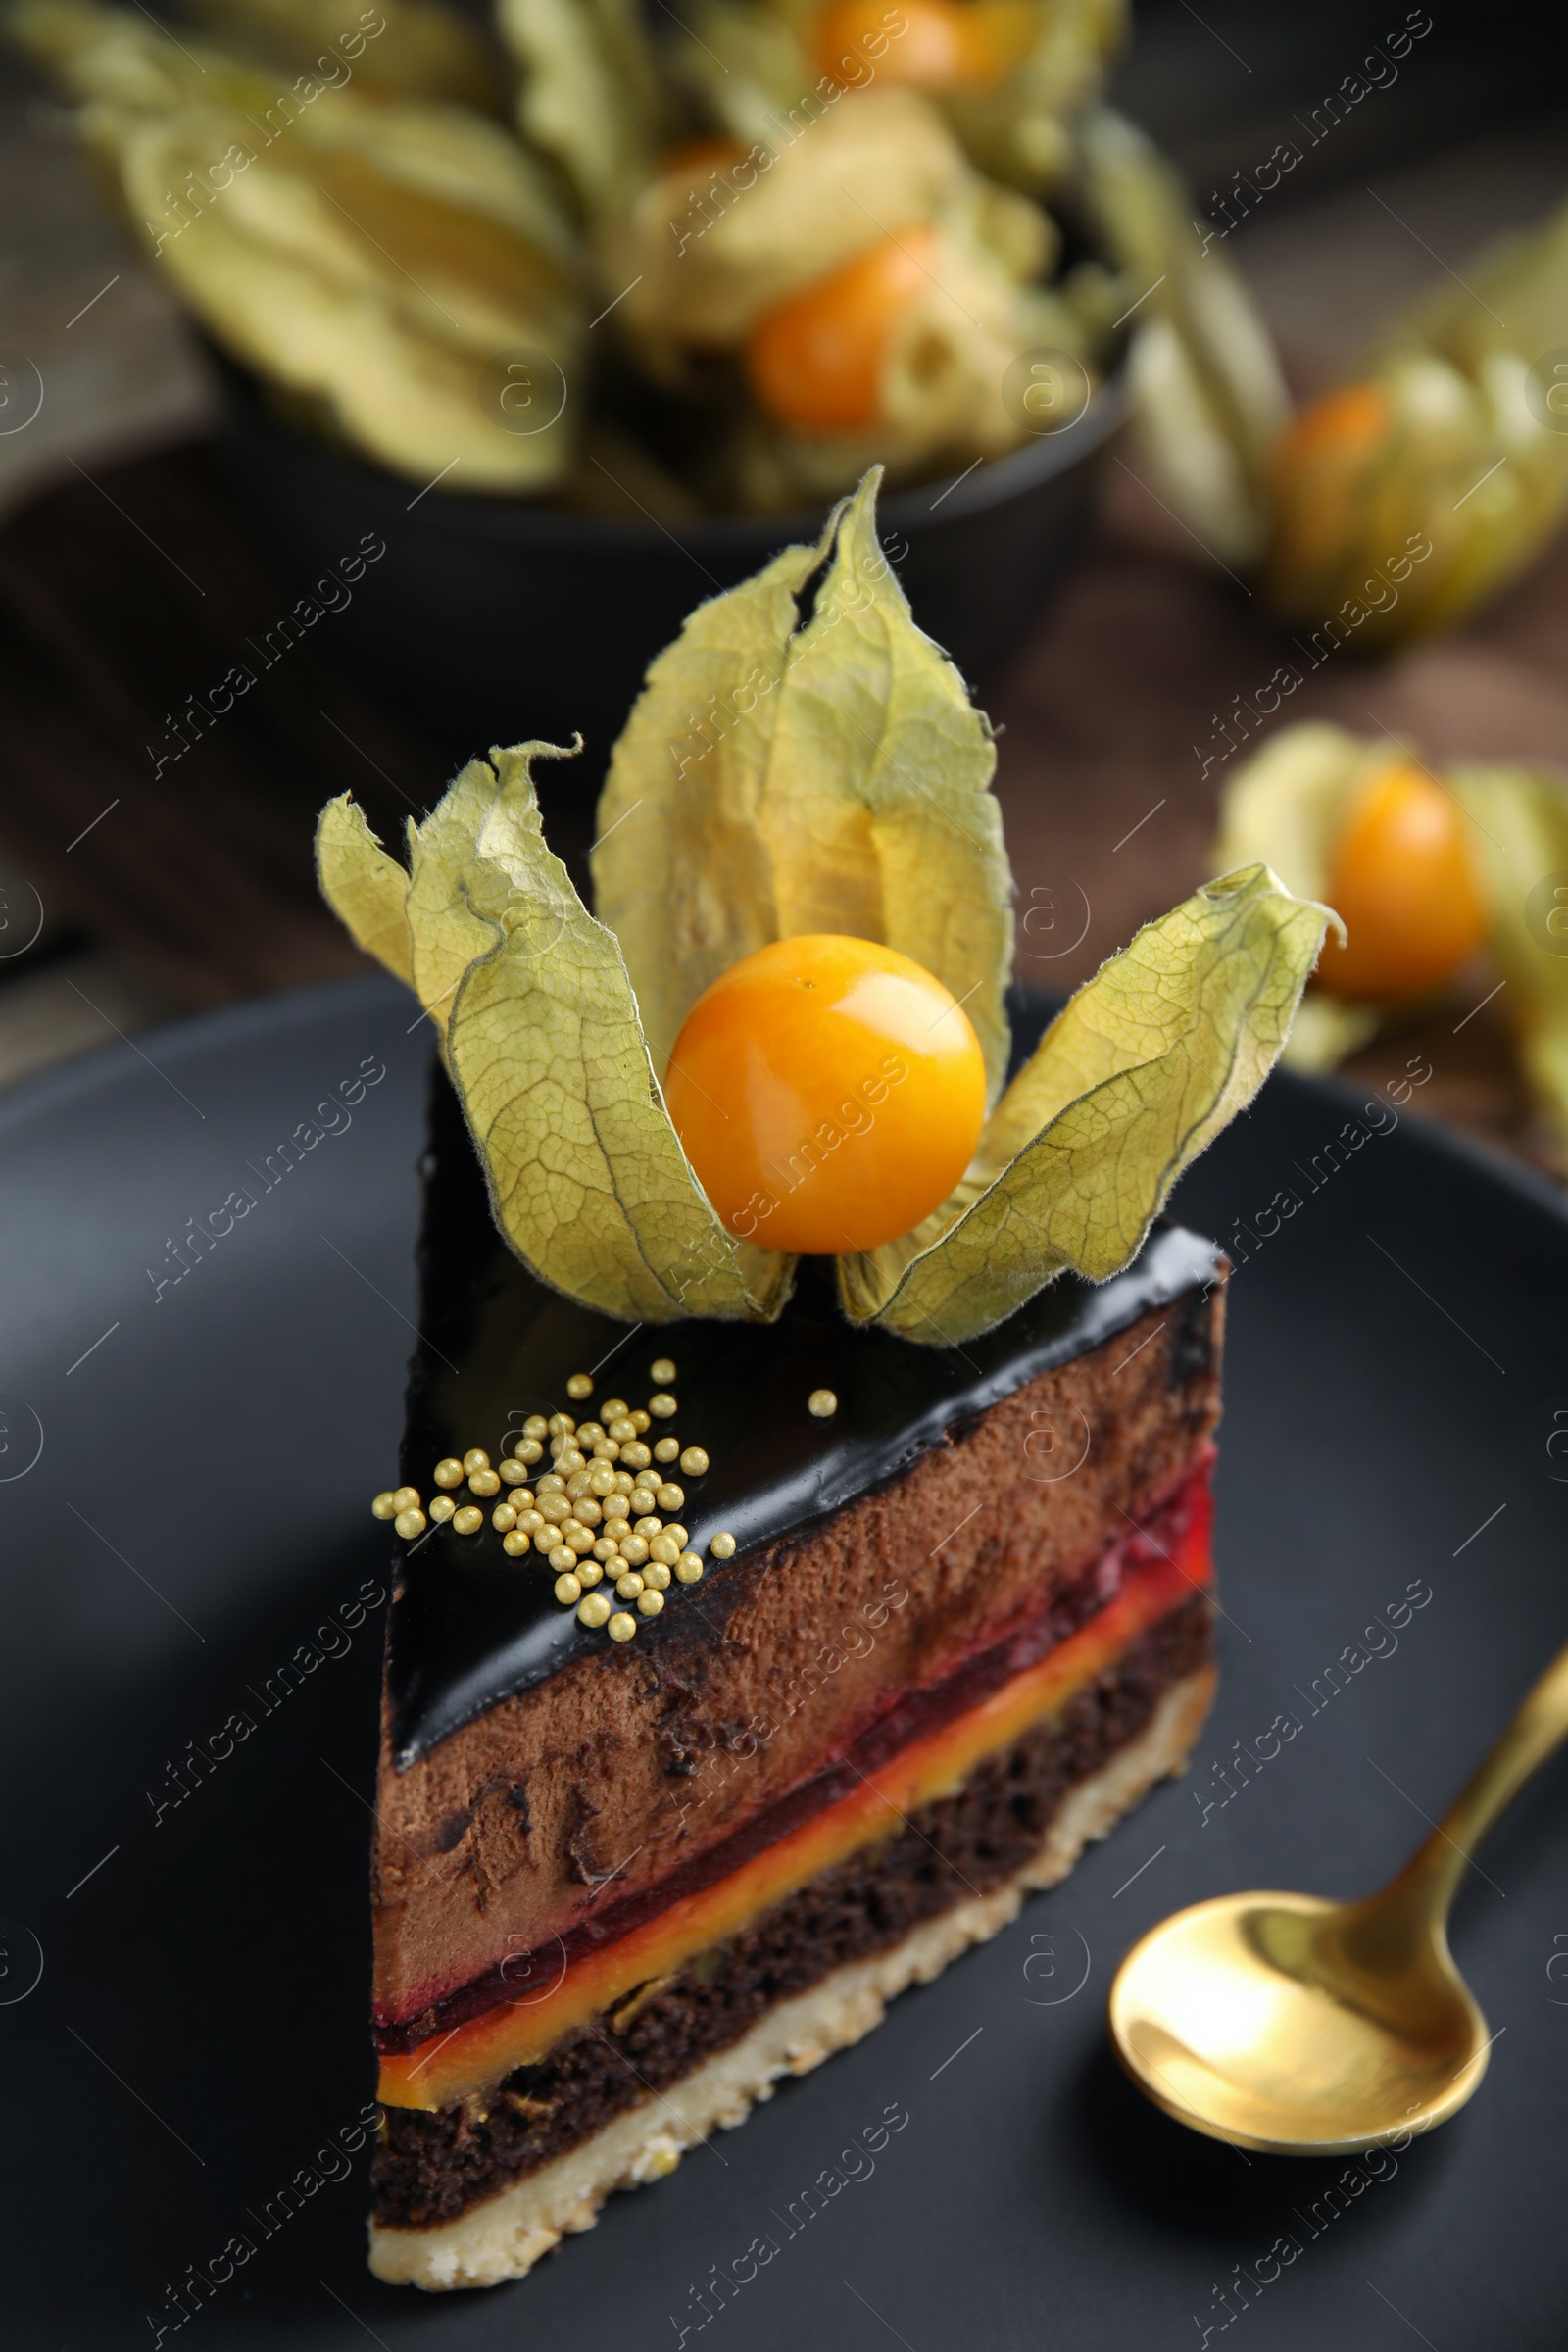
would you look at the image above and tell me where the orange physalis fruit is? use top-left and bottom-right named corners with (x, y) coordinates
top-left (1315, 760), bottom-right (1489, 1000)
top-left (663, 934), bottom-right (988, 1253)
top-left (814, 0), bottom-right (1034, 92)
top-left (1274, 381), bottom-right (1393, 473)
top-left (746, 225), bottom-right (936, 433)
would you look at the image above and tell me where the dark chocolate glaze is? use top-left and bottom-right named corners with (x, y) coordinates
top-left (390, 1069), bottom-right (1221, 1768)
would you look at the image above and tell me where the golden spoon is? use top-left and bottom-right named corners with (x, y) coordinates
top-left (1107, 1638), bottom-right (1568, 2154)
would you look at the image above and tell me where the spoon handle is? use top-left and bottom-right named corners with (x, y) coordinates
top-left (1405, 1636), bottom-right (1568, 1916)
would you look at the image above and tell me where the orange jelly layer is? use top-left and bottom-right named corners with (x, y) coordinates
top-left (380, 1522), bottom-right (1213, 2111)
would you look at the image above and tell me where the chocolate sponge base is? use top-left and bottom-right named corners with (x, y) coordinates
top-left (371, 1593), bottom-right (1212, 2273)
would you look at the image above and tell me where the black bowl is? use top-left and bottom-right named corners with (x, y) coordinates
top-left (214, 352), bottom-right (1125, 778)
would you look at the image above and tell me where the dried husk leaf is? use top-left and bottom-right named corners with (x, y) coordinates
top-left (316, 754), bottom-right (793, 1323)
top-left (498, 0), bottom-right (663, 218)
top-left (838, 863), bottom-right (1331, 1342)
top-left (446, 751), bottom-right (791, 1323)
top-left (95, 98), bottom-right (581, 490)
top-left (592, 469), bottom-right (1013, 1102)
top-left (1451, 762), bottom-right (1568, 1155)
top-left (184, 0), bottom-right (501, 109)
top-left (315, 795), bottom-right (413, 985)
top-left (1076, 107), bottom-right (1289, 567)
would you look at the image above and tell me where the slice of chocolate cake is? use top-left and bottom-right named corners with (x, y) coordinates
top-left (316, 471), bottom-right (1327, 2292)
top-left (366, 1074), bottom-right (1225, 2289)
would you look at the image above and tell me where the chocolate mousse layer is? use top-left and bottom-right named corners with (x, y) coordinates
top-left (373, 1071), bottom-right (1224, 2048)
top-left (374, 1590), bottom-right (1212, 2230)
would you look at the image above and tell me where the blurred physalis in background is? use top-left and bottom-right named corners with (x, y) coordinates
top-left (1261, 200), bottom-right (1568, 644)
top-left (8, 0), bottom-right (1281, 518)
top-left (18, 0), bottom-right (1563, 611)
top-left (1215, 722), bottom-right (1568, 1157)
top-left (8, 0), bottom-right (584, 492)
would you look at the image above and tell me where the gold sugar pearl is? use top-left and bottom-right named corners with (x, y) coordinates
top-left (565, 1469), bottom-right (593, 1499)
top-left (538, 1494), bottom-right (570, 1524)
top-left (578, 1591), bottom-right (612, 1628)
top-left (574, 1496), bottom-right (603, 1527)
top-left (503, 1529), bottom-right (531, 1557)
top-left (549, 1544), bottom-right (578, 1573)
top-left (679, 1446), bottom-right (710, 1477)
top-left (644, 1559), bottom-right (672, 1590)
top-left (675, 1551), bottom-right (705, 1584)
top-left (433, 1459), bottom-right (465, 1490)
top-left (492, 1503), bottom-right (517, 1533)
top-left (607, 1416), bottom-right (638, 1445)
top-left (453, 1506), bottom-right (483, 1536)
top-left (649, 1392), bottom-right (678, 1420)
top-left (649, 1534), bottom-right (680, 1568)
top-left (710, 1531), bottom-right (736, 1559)
top-left (657, 1482), bottom-right (686, 1513)
top-left (462, 1449), bottom-right (490, 1476)
top-left (615, 1570), bottom-right (646, 1599)
top-left (593, 1536), bottom-right (620, 1563)
top-left (612, 1470), bottom-right (636, 1494)
top-left (650, 1357), bottom-right (677, 1385)
top-left (663, 1522), bottom-right (689, 1548)
top-left (588, 1463), bottom-right (618, 1496)
top-left (555, 1571), bottom-right (583, 1605)
top-left (468, 1468), bottom-right (501, 1498)
top-left (392, 1486), bottom-right (420, 1513)
top-left (603, 1516), bottom-right (631, 1544)
top-left (630, 1409), bottom-right (652, 1433)
top-left (654, 1437), bottom-right (681, 1464)
top-left (592, 1439), bottom-right (621, 1462)
top-left (638, 1587), bottom-right (665, 1617)
top-left (535, 1473), bottom-right (565, 1495)
top-left (429, 1495), bottom-right (457, 1524)
top-left (601, 1397), bottom-right (628, 1422)
top-left (565, 1373), bottom-right (594, 1400)
top-left (564, 1527), bottom-right (595, 1556)
top-left (621, 1441), bottom-right (653, 1472)
top-left (547, 1411), bottom-right (576, 1438)
top-left (575, 1422), bottom-right (606, 1447)
top-left (514, 1509), bottom-right (545, 1537)
top-left (633, 1516), bottom-right (663, 1540)
top-left (523, 1413), bottom-right (550, 1441)
top-left (576, 1556), bottom-right (604, 1587)
top-left (557, 1448), bottom-right (588, 1475)
top-left (394, 1507), bottom-right (426, 1540)
top-left (808, 1389), bottom-right (838, 1419)
top-left (619, 1533), bottom-right (650, 1567)
top-left (608, 1611), bottom-right (637, 1642)
top-left (371, 1491), bottom-right (397, 1521)
top-left (533, 1530), bottom-right (557, 1555)
top-left (513, 1437), bottom-right (544, 1465)
top-left (500, 1459), bottom-right (533, 1487)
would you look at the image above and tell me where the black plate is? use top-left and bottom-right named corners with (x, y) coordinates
top-left (2, 977), bottom-right (1565, 2348)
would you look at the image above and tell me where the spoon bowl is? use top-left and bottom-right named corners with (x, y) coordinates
top-left (1109, 1889), bottom-right (1488, 2155)
top-left (1107, 1636), bottom-right (1568, 2153)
